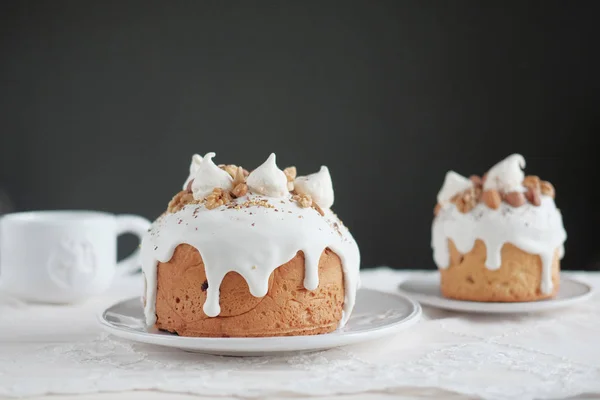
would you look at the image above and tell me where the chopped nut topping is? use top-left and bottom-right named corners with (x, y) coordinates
top-left (523, 175), bottom-right (541, 191)
top-left (504, 191), bottom-right (526, 207)
top-left (167, 191), bottom-right (196, 213)
top-left (219, 164), bottom-right (239, 179)
top-left (482, 190), bottom-right (501, 210)
top-left (292, 193), bottom-right (312, 208)
top-left (228, 198), bottom-right (274, 210)
top-left (232, 166), bottom-right (246, 186)
top-left (474, 187), bottom-right (482, 201)
top-left (470, 175), bottom-right (483, 187)
top-left (451, 187), bottom-right (481, 214)
top-left (284, 166), bottom-right (297, 181)
top-left (540, 181), bottom-right (555, 198)
top-left (312, 202), bottom-right (325, 216)
top-left (231, 183), bottom-right (248, 198)
top-left (284, 166), bottom-right (296, 191)
top-left (437, 170), bottom-right (556, 213)
top-left (452, 195), bottom-right (473, 214)
top-left (525, 186), bottom-right (542, 206)
top-left (205, 188), bottom-right (232, 210)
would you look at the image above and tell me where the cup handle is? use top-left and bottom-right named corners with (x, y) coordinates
top-left (116, 214), bottom-right (151, 276)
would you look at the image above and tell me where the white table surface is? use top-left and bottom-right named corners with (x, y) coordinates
top-left (1, 268), bottom-right (600, 400)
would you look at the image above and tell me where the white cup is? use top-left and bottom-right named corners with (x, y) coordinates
top-left (0, 210), bottom-right (151, 303)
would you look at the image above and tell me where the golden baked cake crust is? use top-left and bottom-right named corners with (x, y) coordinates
top-left (440, 239), bottom-right (560, 302)
top-left (155, 244), bottom-right (345, 337)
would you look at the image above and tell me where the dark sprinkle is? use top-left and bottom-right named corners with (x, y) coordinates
top-left (201, 280), bottom-right (209, 292)
top-left (154, 246), bottom-right (158, 250)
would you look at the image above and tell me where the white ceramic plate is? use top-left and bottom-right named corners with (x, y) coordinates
top-left (98, 288), bottom-right (421, 356)
top-left (398, 275), bottom-right (594, 313)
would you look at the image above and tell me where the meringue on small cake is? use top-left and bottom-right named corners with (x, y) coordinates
top-left (141, 152), bottom-right (360, 337)
top-left (432, 154), bottom-right (567, 302)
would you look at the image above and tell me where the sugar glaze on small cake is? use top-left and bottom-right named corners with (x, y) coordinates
top-left (431, 154), bottom-right (567, 296)
top-left (141, 152), bottom-right (360, 329)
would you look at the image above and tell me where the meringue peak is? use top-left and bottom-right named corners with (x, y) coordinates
top-left (437, 171), bottom-right (474, 205)
top-left (183, 153), bottom-right (203, 190)
top-left (484, 154), bottom-right (526, 193)
top-left (246, 153), bottom-right (289, 198)
top-left (294, 166), bottom-right (334, 209)
top-left (190, 152), bottom-right (233, 200)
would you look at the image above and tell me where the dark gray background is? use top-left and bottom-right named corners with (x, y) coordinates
top-left (1, 1), bottom-right (598, 270)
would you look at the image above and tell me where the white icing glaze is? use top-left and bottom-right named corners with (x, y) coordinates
top-left (484, 153), bottom-right (526, 193)
top-left (431, 196), bottom-right (567, 294)
top-left (294, 166), bottom-right (335, 209)
top-left (190, 153), bottom-right (233, 200)
top-left (183, 154), bottom-right (203, 190)
top-left (141, 194), bottom-right (360, 328)
top-left (437, 171), bottom-right (474, 205)
top-left (246, 153), bottom-right (288, 198)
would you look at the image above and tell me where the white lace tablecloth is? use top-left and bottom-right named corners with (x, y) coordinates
top-left (1, 268), bottom-right (600, 400)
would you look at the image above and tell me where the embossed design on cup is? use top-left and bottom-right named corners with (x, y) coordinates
top-left (47, 238), bottom-right (98, 289)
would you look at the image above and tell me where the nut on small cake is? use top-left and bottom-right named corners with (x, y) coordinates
top-left (141, 152), bottom-right (360, 337)
top-left (431, 154), bottom-right (567, 302)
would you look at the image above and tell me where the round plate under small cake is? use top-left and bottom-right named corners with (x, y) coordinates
top-left (98, 288), bottom-right (421, 356)
top-left (398, 275), bottom-right (593, 313)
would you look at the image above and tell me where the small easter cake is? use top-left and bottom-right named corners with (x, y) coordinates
top-left (432, 154), bottom-right (567, 302)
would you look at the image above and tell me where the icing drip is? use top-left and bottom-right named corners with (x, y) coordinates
top-left (431, 196), bottom-right (567, 294)
top-left (294, 166), bottom-right (335, 209)
top-left (190, 153), bottom-right (233, 200)
top-left (141, 194), bottom-right (360, 328)
top-left (246, 154), bottom-right (288, 198)
top-left (437, 171), bottom-right (474, 205)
